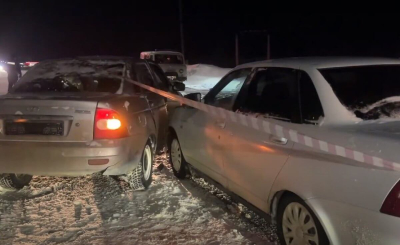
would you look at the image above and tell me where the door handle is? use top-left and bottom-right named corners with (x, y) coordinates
top-left (269, 136), bottom-right (288, 145)
top-left (215, 120), bottom-right (226, 129)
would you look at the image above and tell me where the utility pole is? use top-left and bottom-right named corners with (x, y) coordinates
top-left (235, 33), bottom-right (239, 66)
top-left (267, 34), bottom-right (271, 60)
top-left (179, 0), bottom-right (185, 58)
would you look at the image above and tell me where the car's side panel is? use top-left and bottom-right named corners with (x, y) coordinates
top-left (270, 142), bottom-right (400, 212)
top-left (177, 106), bottom-right (229, 187)
top-left (306, 198), bottom-right (400, 245)
top-left (99, 95), bottom-right (157, 175)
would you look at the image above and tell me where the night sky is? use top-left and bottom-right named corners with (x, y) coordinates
top-left (0, 5), bottom-right (398, 67)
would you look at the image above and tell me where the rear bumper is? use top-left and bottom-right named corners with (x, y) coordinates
top-left (0, 139), bottom-right (134, 176)
top-left (307, 198), bottom-right (400, 245)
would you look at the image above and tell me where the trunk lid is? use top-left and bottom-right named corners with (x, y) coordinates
top-left (0, 93), bottom-right (113, 142)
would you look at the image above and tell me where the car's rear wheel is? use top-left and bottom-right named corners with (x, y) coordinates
top-left (169, 134), bottom-right (187, 179)
top-left (0, 174), bottom-right (32, 191)
top-left (127, 142), bottom-right (153, 190)
top-left (277, 195), bottom-right (329, 245)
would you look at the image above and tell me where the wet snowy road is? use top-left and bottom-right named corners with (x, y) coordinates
top-left (0, 154), bottom-right (278, 245)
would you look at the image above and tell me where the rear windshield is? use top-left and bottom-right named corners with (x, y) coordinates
top-left (154, 54), bottom-right (183, 64)
top-left (320, 65), bottom-right (400, 120)
top-left (11, 76), bottom-right (122, 93)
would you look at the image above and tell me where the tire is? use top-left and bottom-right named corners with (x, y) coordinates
top-left (127, 142), bottom-right (153, 190)
top-left (168, 133), bottom-right (187, 179)
top-left (0, 174), bottom-right (32, 191)
top-left (277, 194), bottom-right (329, 245)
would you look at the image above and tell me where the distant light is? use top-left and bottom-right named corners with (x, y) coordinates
top-left (0, 65), bottom-right (3, 71)
top-left (14, 119), bottom-right (28, 123)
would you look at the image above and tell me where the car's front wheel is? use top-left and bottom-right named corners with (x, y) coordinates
top-left (127, 142), bottom-right (153, 190)
top-left (169, 134), bottom-right (187, 179)
top-left (0, 174), bottom-right (32, 191)
top-left (277, 194), bottom-right (329, 245)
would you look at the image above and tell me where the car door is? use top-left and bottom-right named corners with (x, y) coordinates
top-left (147, 62), bottom-right (182, 117)
top-left (133, 62), bottom-right (168, 152)
top-left (181, 68), bottom-right (252, 187)
top-left (223, 67), bottom-right (299, 212)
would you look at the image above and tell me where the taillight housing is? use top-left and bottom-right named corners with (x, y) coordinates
top-left (94, 108), bottom-right (128, 139)
top-left (380, 180), bottom-right (400, 217)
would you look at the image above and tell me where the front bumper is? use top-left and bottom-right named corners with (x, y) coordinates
top-left (0, 139), bottom-right (133, 176)
top-left (307, 198), bottom-right (400, 245)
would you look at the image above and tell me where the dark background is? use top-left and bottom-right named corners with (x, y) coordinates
top-left (0, 3), bottom-right (398, 67)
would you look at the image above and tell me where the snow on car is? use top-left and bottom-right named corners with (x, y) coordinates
top-left (169, 57), bottom-right (400, 245)
top-left (0, 56), bottom-right (184, 191)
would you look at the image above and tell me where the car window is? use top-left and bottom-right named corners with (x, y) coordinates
top-left (134, 63), bottom-right (154, 87)
top-left (240, 68), bottom-right (299, 122)
top-left (154, 54), bottom-right (183, 64)
top-left (299, 71), bottom-right (324, 124)
top-left (319, 65), bottom-right (400, 120)
top-left (149, 63), bottom-right (170, 91)
top-left (205, 68), bottom-right (252, 110)
top-left (12, 76), bottom-right (122, 93)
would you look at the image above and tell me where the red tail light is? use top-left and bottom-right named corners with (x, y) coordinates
top-left (94, 108), bottom-right (128, 139)
top-left (380, 180), bottom-right (400, 217)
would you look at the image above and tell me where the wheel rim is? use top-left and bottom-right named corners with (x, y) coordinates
top-left (143, 145), bottom-right (152, 180)
top-left (282, 202), bottom-right (319, 245)
top-left (170, 139), bottom-right (182, 172)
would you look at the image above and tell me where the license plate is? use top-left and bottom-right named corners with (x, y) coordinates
top-left (167, 76), bottom-right (177, 80)
top-left (5, 121), bottom-right (64, 136)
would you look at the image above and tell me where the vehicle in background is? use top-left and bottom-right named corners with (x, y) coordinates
top-left (0, 61), bottom-right (39, 95)
top-left (0, 60), bottom-right (39, 76)
top-left (169, 57), bottom-right (400, 245)
top-left (0, 56), bottom-right (184, 191)
top-left (140, 51), bottom-right (187, 82)
top-left (20, 61), bottom-right (39, 76)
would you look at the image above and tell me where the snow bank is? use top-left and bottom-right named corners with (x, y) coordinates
top-left (185, 64), bottom-right (231, 94)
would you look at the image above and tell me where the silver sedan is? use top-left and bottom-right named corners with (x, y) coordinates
top-left (169, 57), bottom-right (400, 245)
top-left (0, 57), bottom-right (184, 191)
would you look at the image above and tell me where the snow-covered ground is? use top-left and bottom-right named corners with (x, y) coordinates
top-left (0, 154), bottom-right (278, 245)
top-left (184, 64), bottom-right (231, 95)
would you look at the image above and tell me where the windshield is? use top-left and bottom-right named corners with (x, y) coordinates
top-left (320, 65), bottom-right (400, 120)
top-left (154, 54), bottom-right (183, 64)
top-left (11, 76), bottom-right (122, 93)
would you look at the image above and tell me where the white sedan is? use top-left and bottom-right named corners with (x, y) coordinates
top-left (168, 57), bottom-right (400, 245)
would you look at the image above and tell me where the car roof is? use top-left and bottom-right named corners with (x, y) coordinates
top-left (141, 51), bottom-right (183, 55)
top-left (235, 57), bottom-right (400, 70)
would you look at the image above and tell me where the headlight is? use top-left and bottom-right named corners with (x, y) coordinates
top-left (179, 69), bottom-right (184, 73)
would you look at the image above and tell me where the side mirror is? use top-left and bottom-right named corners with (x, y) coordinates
top-left (184, 93), bottom-right (201, 102)
top-left (172, 81), bottom-right (185, 92)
